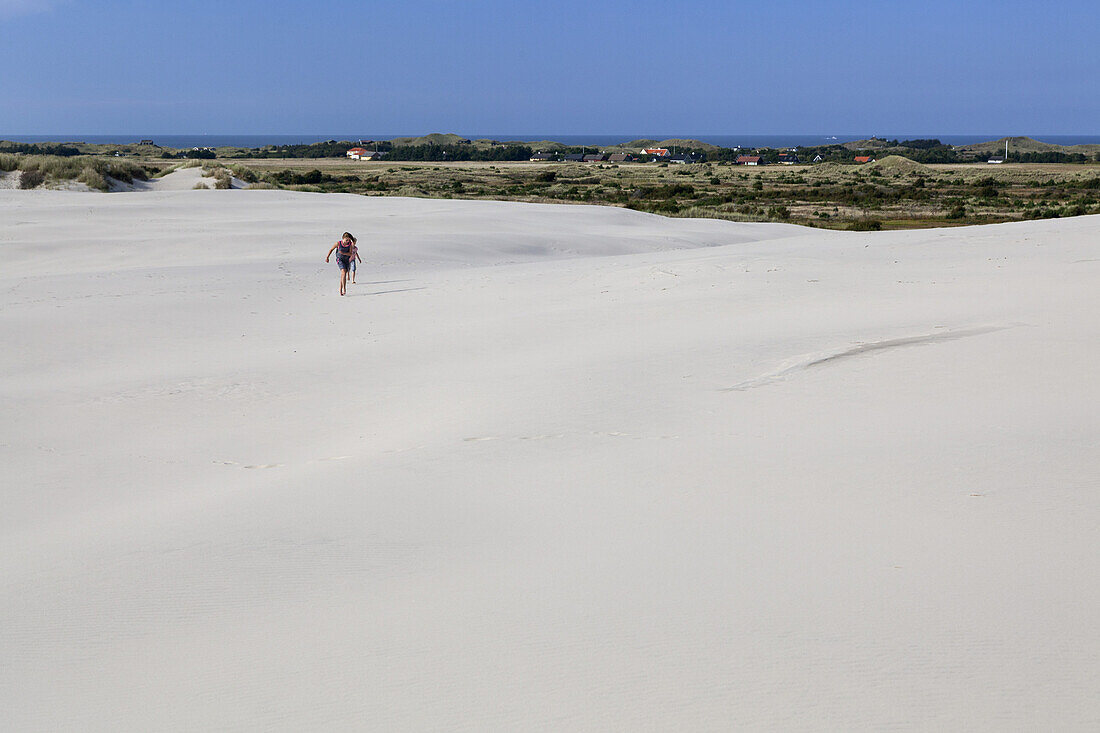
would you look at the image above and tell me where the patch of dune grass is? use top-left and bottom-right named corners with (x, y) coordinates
top-left (78, 166), bottom-right (108, 191)
top-left (201, 164), bottom-right (234, 189)
top-left (227, 163), bottom-right (258, 183)
top-left (155, 160), bottom-right (203, 177)
top-left (10, 156), bottom-right (151, 190)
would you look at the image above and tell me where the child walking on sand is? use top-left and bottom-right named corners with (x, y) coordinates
top-left (325, 232), bottom-right (357, 296)
top-left (350, 237), bottom-right (362, 284)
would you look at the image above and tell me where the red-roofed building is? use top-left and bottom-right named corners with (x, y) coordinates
top-left (854, 156), bottom-right (875, 163)
top-left (735, 155), bottom-right (763, 165)
top-left (347, 148), bottom-right (384, 160)
top-left (642, 148), bottom-right (670, 157)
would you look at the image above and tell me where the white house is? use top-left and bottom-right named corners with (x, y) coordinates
top-left (347, 148), bottom-right (383, 160)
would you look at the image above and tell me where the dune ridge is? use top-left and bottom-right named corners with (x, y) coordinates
top-left (1, 190), bottom-right (1097, 731)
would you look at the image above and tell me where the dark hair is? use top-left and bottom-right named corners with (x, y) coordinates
top-left (342, 231), bottom-right (357, 243)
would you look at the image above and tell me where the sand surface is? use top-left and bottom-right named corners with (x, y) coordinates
top-left (1, 190), bottom-right (1097, 731)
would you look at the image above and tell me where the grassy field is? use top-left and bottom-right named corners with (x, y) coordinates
top-left (218, 156), bottom-right (1100, 229)
top-left (5, 150), bottom-right (1098, 229)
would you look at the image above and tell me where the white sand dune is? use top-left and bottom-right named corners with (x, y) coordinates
top-left (1, 190), bottom-right (1097, 731)
top-left (120, 166), bottom-right (247, 192)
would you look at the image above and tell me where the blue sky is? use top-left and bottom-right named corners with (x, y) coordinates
top-left (1, 0), bottom-right (1096, 135)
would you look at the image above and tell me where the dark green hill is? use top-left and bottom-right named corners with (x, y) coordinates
top-left (957, 136), bottom-right (1100, 155)
top-left (388, 133), bottom-right (472, 147)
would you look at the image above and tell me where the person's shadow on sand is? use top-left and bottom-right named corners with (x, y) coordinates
top-left (347, 286), bottom-right (426, 297)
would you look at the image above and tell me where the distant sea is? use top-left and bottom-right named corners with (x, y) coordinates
top-left (4, 133), bottom-right (1100, 148)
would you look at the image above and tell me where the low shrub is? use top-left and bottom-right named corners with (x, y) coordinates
top-left (19, 169), bottom-right (45, 188)
top-left (269, 168), bottom-right (330, 186)
top-left (203, 166), bottom-right (233, 188)
top-left (631, 183), bottom-right (695, 200)
top-left (109, 167), bottom-right (133, 184)
top-left (228, 164), bottom-right (258, 183)
top-left (848, 218), bottom-right (883, 231)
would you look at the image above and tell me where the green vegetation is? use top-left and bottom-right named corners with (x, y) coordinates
top-left (19, 170), bottom-right (46, 189)
top-left (2, 155), bottom-right (153, 190)
top-left (221, 158), bottom-right (1098, 229)
top-left (201, 165), bottom-right (234, 189)
top-left (4, 134), bottom-right (1098, 166)
top-left (2, 135), bottom-right (1098, 228)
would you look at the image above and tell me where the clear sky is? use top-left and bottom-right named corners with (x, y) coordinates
top-left (1, 0), bottom-right (1096, 135)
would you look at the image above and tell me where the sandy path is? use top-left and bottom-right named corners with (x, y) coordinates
top-left (1, 191), bottom-right (1097, 731)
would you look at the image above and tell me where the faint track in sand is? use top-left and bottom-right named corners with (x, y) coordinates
top-left (722, 325), bottom-right (1016, 392)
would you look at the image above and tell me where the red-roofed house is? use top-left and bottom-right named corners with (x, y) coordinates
top-left (854, 156), bottom-right (875, 163)
top-left (347, 147), bottom-right (385, 160)
top-left (642, 148), bottom-right (670, 157)
top-left (735, 155), bottom-right (763, 165)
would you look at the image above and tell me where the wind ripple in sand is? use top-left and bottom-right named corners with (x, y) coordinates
top-left (723, 326), bottom-right (1013, 392)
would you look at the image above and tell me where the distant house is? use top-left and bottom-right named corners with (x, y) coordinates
top-left (582, 154), bottom-right (608, 163)
top-left (564, 153), bottom-right (586, 162)
top-left (668, 153), bottom-right (704, 164)
top-left (139, 139), bottom-right (156, 146)
top-left (642, 148), bottom-right (670, 157)
top-left (347, 148), bottom-right (384, 160)
top-left (813, 154), bottom-right (825, 163)
top-left (735, 155), bottom-right (763, 165)
top-left (607, 153), bottom-right (634, 163)
top-left (777, 153), bottom-right (800, 165)
top-left (986, 157), bottom-right (1005, 164)
top-left (529, 152), bottom-right (556, 161)
top-left (853, 156), bottom-right (875, 164)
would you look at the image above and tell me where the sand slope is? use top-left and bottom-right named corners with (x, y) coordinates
top-left (1, 191), bottom-right (1097, 731)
